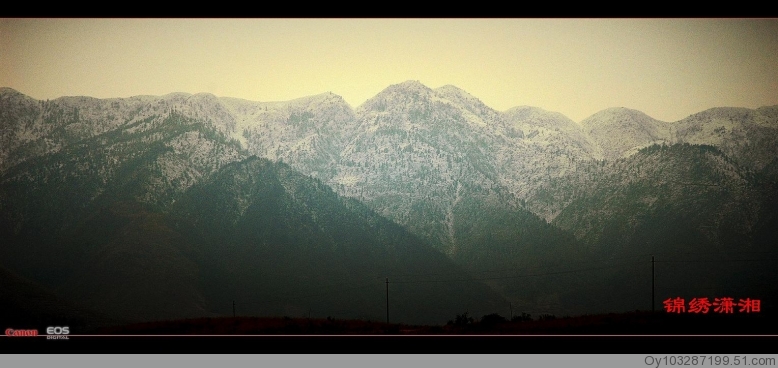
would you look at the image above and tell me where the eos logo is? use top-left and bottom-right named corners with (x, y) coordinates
top-left (45, 326), bottom-right (70, 340)
top-left (46, 326), bottom-right (70, 335)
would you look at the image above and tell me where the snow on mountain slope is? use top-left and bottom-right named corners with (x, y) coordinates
top-left (581, 107), bottom-right (670, 161)
top-left (497, 106), bottom-right (601, 201)
top-left (673, 106), bottom-right (778, 172)
top-left (221, 92), bottom-right (356, 182)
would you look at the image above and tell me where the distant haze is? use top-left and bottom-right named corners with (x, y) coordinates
top-left (2, 18), bottom-right (777, 122)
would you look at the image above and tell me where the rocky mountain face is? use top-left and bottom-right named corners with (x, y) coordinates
top-left (497, 106), bottom-right (600, 220)
top-left (331, 81), bottom-right (511, 254)
top-left (2, 83), bottom-right (777, 321)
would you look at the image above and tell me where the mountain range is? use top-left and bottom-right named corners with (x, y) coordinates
top-left (1, 82), bottom-right (776, 327)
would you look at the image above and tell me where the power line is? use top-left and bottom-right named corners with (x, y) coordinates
top-left (383, 253), bottom-right (654, 280)
top-left (656, 259), bottom-right (778, 263)
top-left (390, 261), bottom-right (646, 284)
top-left (234, 254), bottom-right (775, 298)
top-left (653, 250), bottom-right (778, 256)
top-left (366, 253), bottom-right (773, 282)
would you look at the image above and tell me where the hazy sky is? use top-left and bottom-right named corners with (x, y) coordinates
top-left (2, 18), bottom-right (777, 122)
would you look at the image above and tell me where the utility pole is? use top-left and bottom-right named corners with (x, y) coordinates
top-left (385, 277), bottom-right (389, 324)
top-left (652, 255), bottom-right (655, 313)
top-left (233, 300), bottom-right (236, 318)
top-left (510, 302), bottom-right (513, 321)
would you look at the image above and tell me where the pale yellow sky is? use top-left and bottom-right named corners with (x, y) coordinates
top-left (1, 18), bottom-right (777, 122)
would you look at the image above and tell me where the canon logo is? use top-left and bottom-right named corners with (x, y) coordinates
top-left (46, 326), bottom-right (70, 335)
top-left (5, 328), bottom-right (39, 337)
